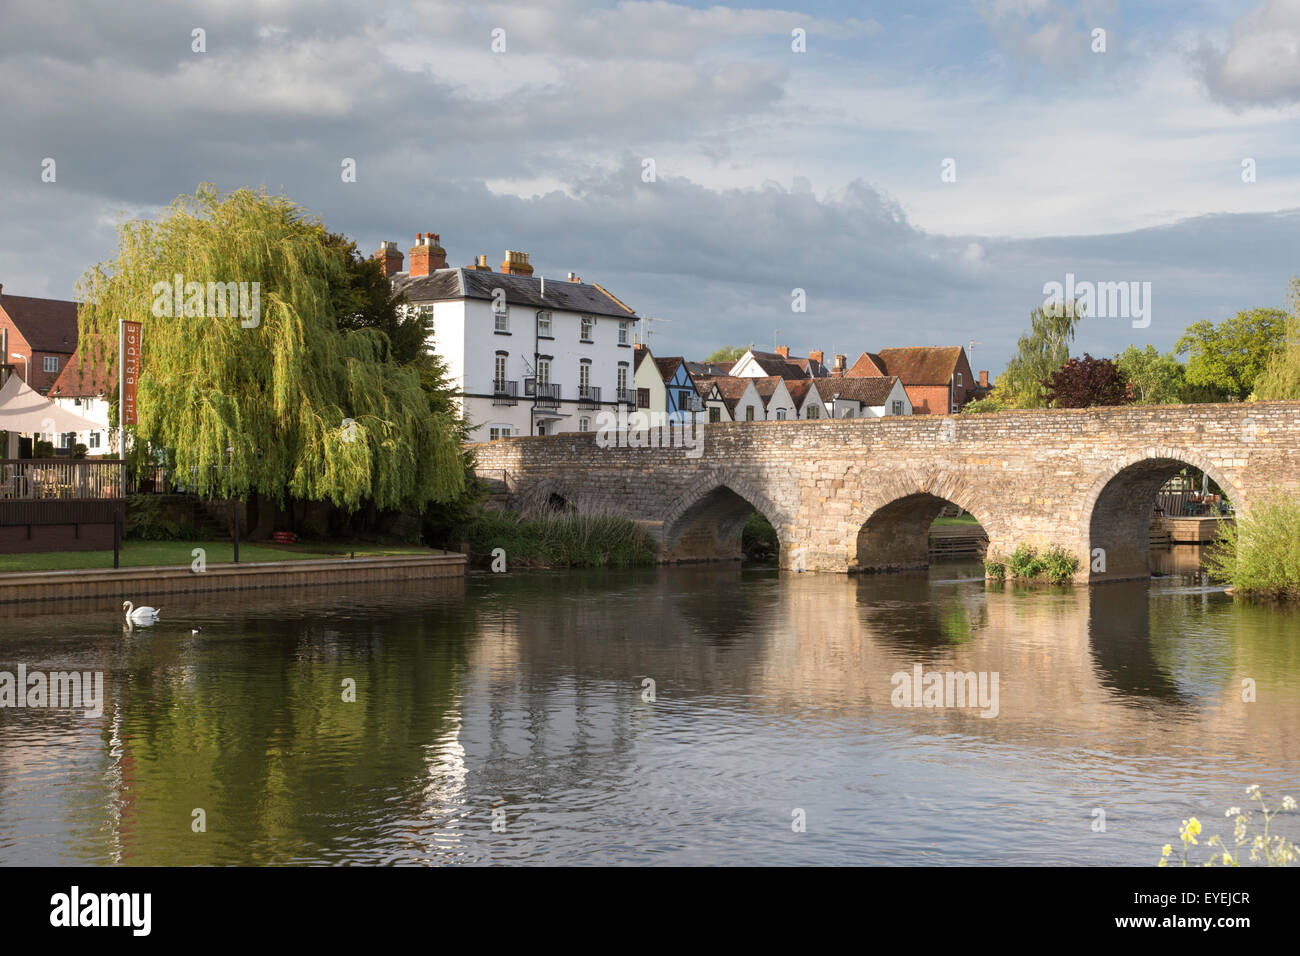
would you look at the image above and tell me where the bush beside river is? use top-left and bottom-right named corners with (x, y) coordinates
top-left (454, 509), bottom-right (657, 569)
top-left (1207, 491), bottom-right (1300, 601)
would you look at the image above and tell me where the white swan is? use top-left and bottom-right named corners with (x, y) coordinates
top-left (122, 601), bottom-right (161, 625)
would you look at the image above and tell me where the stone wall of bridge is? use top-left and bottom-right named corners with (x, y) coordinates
top-left (470, 401), bottom-right (1300, 581)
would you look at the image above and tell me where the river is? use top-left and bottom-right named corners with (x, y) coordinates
top-left (0, 555), bottom-right (1296, 865)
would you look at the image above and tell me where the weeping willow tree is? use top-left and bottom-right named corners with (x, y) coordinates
top-left (75, 185), bottom-right (464, 512)
top-left (1253, 277), bottom-right (1300, 400)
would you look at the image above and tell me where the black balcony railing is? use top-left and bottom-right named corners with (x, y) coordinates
top-left (493, 379), bottom-right (519, 405)
top-left (616, 388), bottom-right (636, 405)
top-left (578, 385), bottom-right (601, 409)
top-left (527, 381), bottom-right (560, 409)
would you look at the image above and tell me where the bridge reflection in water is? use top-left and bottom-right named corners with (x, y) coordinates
top-left (0, 562), bottom-right (1294, 865)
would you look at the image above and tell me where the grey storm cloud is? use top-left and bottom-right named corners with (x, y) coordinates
top-left (1194, 0), bottom-right (1300, 107)
top-left (0, 0), bottom-right (1297, 373)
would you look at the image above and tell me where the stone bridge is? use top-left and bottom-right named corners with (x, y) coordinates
top-left (470, 401), bottom-right (1300, 582)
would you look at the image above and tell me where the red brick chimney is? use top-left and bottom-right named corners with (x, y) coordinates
top-left (809, 350), bottom-right (824, 365)
top-left (775, 345), bottom-right (790, 358)
top-left (408, 232), bottom-right (448, 277)
top-left (979, 370), bottom-right (989, 389)
top-left (374, 241), bottom-right (404, 278)
top-left (833, 354), bottom-right (847, 376)
top-left (500, 250), bottom-right (533, 276)
top-left (470, 255), bottom-right (492, 271)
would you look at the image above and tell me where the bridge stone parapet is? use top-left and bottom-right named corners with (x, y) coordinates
top-left (470, 401), bottom-right (1300, 581)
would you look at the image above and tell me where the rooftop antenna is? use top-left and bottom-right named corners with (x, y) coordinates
top-left (642, 315), bottom-right (672, 348)
top-left (968, 339), bottom-right (982, 361)
top-left (773, 329), bottom-right (780, 352)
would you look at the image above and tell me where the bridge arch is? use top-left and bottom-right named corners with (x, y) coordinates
top-left (851, 470), bottom-right (997, 573)
top-left (1082, 447), bottom-right (1246, 582)
top-left (660, 468), bottom-right (790, 564)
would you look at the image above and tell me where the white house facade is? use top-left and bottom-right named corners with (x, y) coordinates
top-left (386, 238), bottom-right (639, 438)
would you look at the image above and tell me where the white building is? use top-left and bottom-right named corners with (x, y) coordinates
top-left (384, 236), bottom-right (639, 438)
top-left (818, 376), bottom-right (911, 418)
top-left (48, 354), bottom-right (116, 455)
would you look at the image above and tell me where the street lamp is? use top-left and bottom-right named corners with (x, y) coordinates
top-left (9, 353), bottom-right (27, 382)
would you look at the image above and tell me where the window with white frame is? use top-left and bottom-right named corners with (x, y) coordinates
top-left (951, 403), bottom-right (960, 413)
top-left (494, 306), bottom-right (509, 332)
top-left (891, 400), bottom-right (904, 415)
top-left (618, 321), bottom-right (629, 345)
top-left (537, 358), bottom-right (551, 386)
top-left (494, 354), bottom-right (507, 387)
top-left (579, 363), bottom-right (590, 395)
top-left (580, 316), bottom-right (594, 341)
top-left (44, 356), bottom-right (58, 373)
top-left (537, 312), bottom-right (552, 337)
top-left (488, 425), bottom-right (514, 441)
top-left (745, 406), bottom-right (755, 421)
top-left (579, 417), bottom-right (590, 432)
top-left (89, 431), bottom-right (101, 449)
top-left (617, 366), bottom-right (628, 392)
top-left (776, 408), bottom-right (787, 421)
top-left (955, 372), bottom-right (962, 387)
top-left (807, 404), bottom-right (820, 419)
top-left (843, 407), bottom-right (855, 419)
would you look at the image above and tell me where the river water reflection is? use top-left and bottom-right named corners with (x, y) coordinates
top-left (0, 558), bottom-right (1296, 865)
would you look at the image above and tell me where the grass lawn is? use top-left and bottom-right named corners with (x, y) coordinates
top-left (0, 539), bottom-right (441, 573)
top-left (931, 514), bottom-right (981, 527)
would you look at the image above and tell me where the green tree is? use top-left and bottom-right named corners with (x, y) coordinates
top-left (705, 345), bottom-right (747, 362)
top-left (76, 185), bottom-right (464, 513)
top-left (1253, 279), bottom-right (1300, 400)
top-left (1175, 307), bottom-right (1287, 400)
top-left (1001, 299), bottom-right (1084, 408)
top-left (1116, 345), bottom-right (1186, 404)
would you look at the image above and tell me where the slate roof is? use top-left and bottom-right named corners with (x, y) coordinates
top-left (819, 375), bottom-right (902, 407)
top-left (0, 293), bottom-right (79, 353)
top-left (743, 350), bottom-right (819, 379)
top-left (686, 360), bottom-right (735, 377)
top-left (391, 268), bottom-right (637, 319)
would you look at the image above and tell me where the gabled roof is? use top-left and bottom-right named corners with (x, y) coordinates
top-left (820, 375), bottom-right (902, 407)
top-left (866, 347), bottom-right (964, 385)
top-left (50, 347), bottom-right (112, 397)
top-left (633, 344), bottom-right (652, 372)
top-left (783, 378), bottom-right (822, 412)
top-left (742, 350), bottom-right (818, 379)
top-left (846, 352), bottom-right (887, 377)
top-left (654, 356), bottom-right (683, 382)
top-left (391, 268), bottom-right (637, 319)
top-left (693, 376), bottom-right (754, 416)
top-left (0, 293), bottom-right (79, 353)
top-left (748, 374), bottom-right (790, 408)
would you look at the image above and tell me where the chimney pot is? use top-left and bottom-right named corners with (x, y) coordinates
top-left (500, 250), bottom-right (533, 276)
top-left (775, 345), bottom-right (790, 358)
top-left (374, 241), bottom-right (405, 278)
top-left (833, 354), bottom-right (847, 374)
top-left (809, 350), bottom-right (824, 365)
top-left (409, 231), bottom-right (448, 276)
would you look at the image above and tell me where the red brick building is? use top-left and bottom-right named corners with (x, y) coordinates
top-left (0, 286), bottom-right (79, 395)
top-left (846, 346), bottom-right (988, 414)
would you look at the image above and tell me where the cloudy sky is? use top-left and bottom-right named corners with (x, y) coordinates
top-left (2, 0), bottom-right (1299, 371)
